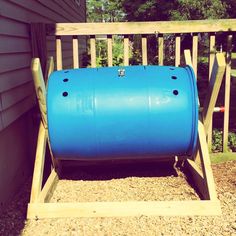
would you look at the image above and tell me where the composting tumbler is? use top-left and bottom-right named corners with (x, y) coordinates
top-left (47, 65), bottom-right (198, 160)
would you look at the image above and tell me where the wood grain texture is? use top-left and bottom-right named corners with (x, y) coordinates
top-left (47, 19), bottom-right (236, 36)
top-left (141, 35), bottom-right (148, 65)
top-left (192, 34), bottom-right (198, 76)
top-left (27, 200), bottom-right (221, 218)
top-left (175, 35), bottom-right (181, 67)
top-left (223, 35), bottom-right (233, 152)
top-left (124, 36), bottom-right (129, 66)
top-left (29, 122), bottom-right (47, 203)
top-left (38, 169), bottom-right (59, 203)
top-left (90, 36), bottom-right (96, 68)
top-left (56, 37), bottom-right (63, 70)
top-left (158, 35), bottom-right (164, 65)
top-left (198, 121), bottom-right (218, 201)
top-left (107, 35), bottom-right (113, 67)
top-left (72, 36), bottom-right (79, 68)
top-left (31, 58), bottom-right (47, 128)
top-left (202, 53), bottom-right (226, 133)
top-left (207, 33), bottom-right (216, 151)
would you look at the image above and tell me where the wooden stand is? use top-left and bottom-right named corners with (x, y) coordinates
top-left (27, 53), bottom-right (225, 219)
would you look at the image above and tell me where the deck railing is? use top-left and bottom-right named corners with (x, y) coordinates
top-left (43, 19), bottom-right (236, 152)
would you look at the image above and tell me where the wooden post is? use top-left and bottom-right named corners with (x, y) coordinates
top-left (158, 34), bottom-right (164, 65)
top-left (124, 35), bottom-right (129, 66)
top-left (175, 34), bottom-right (181, 67)
top-left (207, 33), bottom-right (216, 151)
top-left (56, 36), bottom-right (63, 70)
top-left (223, 34), bottom-right (233, 152)
top-left (45, 56), bottom-right (54, 84)
top-left (90, 35), bottom-right (96, 68)
top-left (72, 36), bottom-right (79, 69)
top-left (202, 53), bottom-right (226, 133)
top-left (141, 35), bottom-right (148, 65)
top-left (192, 33), bottom-right (198, 76)
top-left (107, 35), bottom-right (113, 67)
top-left (31, 58), bottom-right (47, 128)
top-left (30, 122), bottom-right (47, 203)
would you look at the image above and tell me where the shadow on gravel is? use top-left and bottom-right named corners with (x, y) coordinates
top-left (60, 159), bottom-right (178, 181)
top-left (0, 179), bottom-right (32, 236)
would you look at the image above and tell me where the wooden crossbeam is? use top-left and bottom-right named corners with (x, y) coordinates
top-left (202, 53), bottom-right (226, 133)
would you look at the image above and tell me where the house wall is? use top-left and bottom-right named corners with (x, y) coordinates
top-left (0, 0), bottom-right (86, 212)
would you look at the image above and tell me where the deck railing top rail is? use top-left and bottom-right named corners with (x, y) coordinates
top-left (46, 19), bottom-right (236, 36)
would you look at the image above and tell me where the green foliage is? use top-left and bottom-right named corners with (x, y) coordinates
top-left (87, 0), bottom-right (124, 22)
top-left (212, 129), bottom-right (236, 152)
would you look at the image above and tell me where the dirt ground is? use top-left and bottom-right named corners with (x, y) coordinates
top-left (0, 160), bottom-right (235, 236)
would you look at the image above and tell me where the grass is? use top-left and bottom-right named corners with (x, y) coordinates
top-left (210, 152), bottom-right (236, 164)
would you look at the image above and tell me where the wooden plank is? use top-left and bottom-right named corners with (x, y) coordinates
top-left (0, 36), bottom-right (31, 54)
top-left (31, 58), bottom-right (47, 128)
top-left (107, 35), bottom-right (113, 67)
top-left (124, 35), bottom-right (129, 66)
top-left (141, 35), bottom-right (148, 65)
top-left (90, 36), bottom-right (96, 68)
top-left (38, 169), bottom-right (59, 203)
top-left (72, 36), bottom-right (79, 69)
top-left (185, 159), bottom-right (208, 199)
top-left (158, 34), bottom-right (164, 65)
top-left (202, 53), bottom-right (226, 132)
top-left (192, 34), bottom-right (198, 76)
top-left (184, 49), bottom-right (193, 68)
top-left (175, 34), bottom-right (181, 67)
top-left (56, 37), bottom-right (63, 70)
top-left (207, 33), bottom-right (216, 151)
top-left (45, 56), bottom-right (54, 83)
top-left (1, 82), bottom-right (34, 111)
top-left (29, 122), bottom-right (47, 203)
top-left (223, 35), bottom-right (233, 152)
top-left (47, 19), bottom-right (236, 36)
top-left (198, 121), bottom-right (218, 200)
top-left (1, 94), bottom-right (36, 129)
top-left (0, 68), bottom-right (32, 93)
top-left (27, 200), bottom-right (221, 218)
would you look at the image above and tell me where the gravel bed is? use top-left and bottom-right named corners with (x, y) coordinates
top-left (0, 161), bottom-right (235, 236)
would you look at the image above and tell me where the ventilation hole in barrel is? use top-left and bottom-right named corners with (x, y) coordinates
top-left (171, 76), bottom-right (177, 80)
top-left (63, 78), bottom-right (69, 82)
top-left (173, 90), bottom-right (179, 96)
top-left (64, 71), bottom-right (69, 73)
top-left (62, 92), bottom-right (68, 97)
top-left (169, 68), bottom-right (175, 70)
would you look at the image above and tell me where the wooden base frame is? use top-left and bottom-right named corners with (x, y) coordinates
top-left (27, 121), bottom-right (221, 218)
top-left (27, 54), bottom-right (225, 218)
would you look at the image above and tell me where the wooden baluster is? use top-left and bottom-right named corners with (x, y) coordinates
top-left (141, 35), bottom-right (148, 66)
top-left (90, 35), bottom-right (96, 68)
top-left (124, 35), bottom-right (129, 66)
top-left (158, 34), bottom-right (164, 65)
top-left (192, 33), bottom-right (198, 76)
top-left (207, 33), bottom-right (216, 151)
top-left (175, 34), bottom-right (181, 67)
top-left (72, 36), bottom-right (79, 69)
top-left (107, 35), bottom-right (113, 67)
top-left (56, 36), bottom-right (62, 70)
top-left (223, 34), bottom-right (233, 152)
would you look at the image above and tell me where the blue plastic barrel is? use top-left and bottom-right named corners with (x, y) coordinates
top-left (47, 66), bottom-right (198, 160)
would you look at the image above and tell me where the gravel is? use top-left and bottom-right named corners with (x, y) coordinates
top-left (0, 160), bottom-right (235, 236)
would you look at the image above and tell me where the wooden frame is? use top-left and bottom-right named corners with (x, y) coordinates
top-left (27, 52), bottom-right (225, 218)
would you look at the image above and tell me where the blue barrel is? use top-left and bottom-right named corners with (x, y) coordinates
top-left (47, 66), bottom-right (198, 160)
